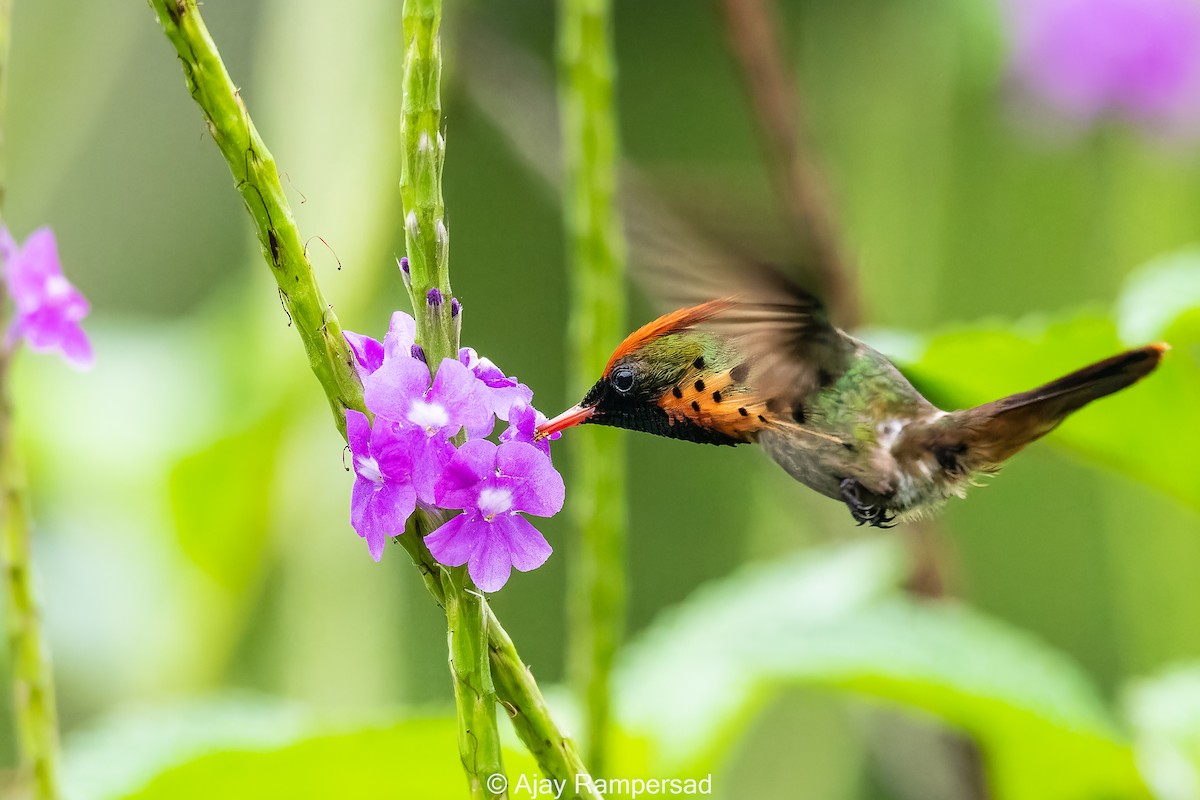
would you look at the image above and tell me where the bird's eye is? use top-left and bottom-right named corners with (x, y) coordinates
top-left (611, 367), bottom-right (636, 394)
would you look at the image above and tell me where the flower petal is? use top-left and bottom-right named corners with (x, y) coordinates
top-left (468, 528), bottom-right (514, 593)
top-left (434, 438), bottom-right (497, 509)
top-left (500, 404), bottom-right (558, 457)
top-left (363, 350), bottom-right (430, 422)
top-left (428, 358), bottom-right (494, 439)
top-left (425, 513), bottom-right (480, 567)
top-left (411, 435), bottom-right (454, 506)
top-left (496, 441), bottom-right (565, 517)
top-left (6, 227), bottom-right (62, 300)
top-left (346, 409), bottom-right (371, 457)
top-left (369, 419), bottom-right (419, 480)
top-left (354, 480), bottom-right (417, 561)
top-left (493, 513), bottom-right (552, 573)
top-left (383, 311), bottom-right (417, 359)
top-left (344, 331), bottom-right (384, 379)
top-left (57, 324), bottom-right (94, 370)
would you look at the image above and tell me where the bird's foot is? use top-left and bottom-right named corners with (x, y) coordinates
top-left (839, 478), bottom-right (897, 529)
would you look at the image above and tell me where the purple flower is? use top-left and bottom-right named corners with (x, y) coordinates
top-left (346, 410), bottom-right (422, 561)
top-left (500, 402), bottom-right (559, 457)
top-left (426, 439), bottom-right (564, 592)
top-left (344, 311), bottom-right (416, 381)
top-left (364, 354), bottom-right (494, 500)
top-left (458, 347), bottom-right (533, 418)
top-left (1006, 0), bottom-right (1200, 133)
top-left (0, 227), bottom-right (92, 368)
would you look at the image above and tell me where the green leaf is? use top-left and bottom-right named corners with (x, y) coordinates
top-left (63, 695), bottom-right (308, 800)
top-left (1124, 663), bottom-right (1200, 800)
top-left (127, 717), bottom-right (530, 800)
top-left (616, 540), bottom-right (1148, 800)
top-left (64, 697), bottom-right (541, 800)
top-left (168, 417), bottom-right (284, 591)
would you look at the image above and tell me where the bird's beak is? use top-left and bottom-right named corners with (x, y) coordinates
top-left (535, 404), bottom-right (595, 439)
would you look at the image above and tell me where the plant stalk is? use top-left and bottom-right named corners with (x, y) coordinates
top-left (0, 0), bottom-right (63, 795)
top-left (399, 1), bottom-right (505, 797)
top-left (147, 1), bottom-right (596, 795)
top-left (0, 370), bottom-right (62, 800)
top-left (557, 0), bottom-right (628, 775)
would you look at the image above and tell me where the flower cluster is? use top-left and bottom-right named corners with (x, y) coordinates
top-left (0, 227), bottom-right (93, 368)
top-left (344, 304), bottom-right (563, 592)
top-left (1006, 0), bottom-right (1200, 136)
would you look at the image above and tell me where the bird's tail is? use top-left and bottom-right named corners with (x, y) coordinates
top-left (908, 343), bottom-right (1168, 475)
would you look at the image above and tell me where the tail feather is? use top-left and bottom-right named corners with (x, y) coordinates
top-left (927, 343), bottom-right (1167, 472)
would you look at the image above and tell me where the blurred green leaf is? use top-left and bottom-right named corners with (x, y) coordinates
top-left (169, 417), bottom-right (284, 591)
top-left (617, 540), bottom-right (1148, 800)
top-left (63, 695), bottom-right (308, 800)
top-left (1118, 249), bottom-right (1200, 345)
top-left (1125, 663), bottom-right (1200, 800)
top-left (64, 697), bottom-right (544, 800)
top-left (124, 716), bottom-right (535, 800)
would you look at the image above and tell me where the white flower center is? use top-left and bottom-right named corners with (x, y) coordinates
top-left (478, 487), bottom-right (513, 521)
top-left (356, 455), bottom-right (383, 485)
top-left (407, 400), bottom-right (449, 431)
top-left (45, 275), bottom-right (71, 301)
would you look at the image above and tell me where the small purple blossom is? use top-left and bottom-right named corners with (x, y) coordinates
top-left (458, 347), bottom-right (533, 418)
top-left (364, 354), bottom-right (495, 500)
top-left (1006, 0), bottom-right (1200, 134)
top-left (344, 310), bottom-right (416, 380)
top-left (500, 403), bottom-right (559, 457)
top-left (426, 439), bottom-right (564, 592)
top-left (346, 410), bottom-right (422, 561)
top-left (343, 303), bottom-right (563, 588)
top-left (0, 227), bottom-right (92, 368)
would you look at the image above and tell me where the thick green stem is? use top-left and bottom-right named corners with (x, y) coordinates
top-left (0, 378), bottom-right (62, 800)
top-left (401, 0), bottom-right (453, 367)
top-left (558, 0), bottom-right (628, 775)
top-left (146, 1), bottom-right (598, 795)
top-left (0, 1), bottom-right (63, 796)
top-left (399, 2), bottom-right (504, 796)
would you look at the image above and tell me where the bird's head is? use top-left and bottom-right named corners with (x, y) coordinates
top-left (536, 300), bottom-right (764, 446)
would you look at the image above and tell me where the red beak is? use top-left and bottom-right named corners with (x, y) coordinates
top-left (535, 404), bottom-right (595, 439)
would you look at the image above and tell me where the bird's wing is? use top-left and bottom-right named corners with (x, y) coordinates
top-left (624, 192), bottom-right (855, 414)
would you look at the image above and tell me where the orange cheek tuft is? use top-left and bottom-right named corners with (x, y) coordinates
top-left (658, 369), bottom-right (769, 440)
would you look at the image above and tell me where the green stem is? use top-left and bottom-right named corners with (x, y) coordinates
top-left (0, 1), bottom-right (63, 796)
top-left (147, 2), bottom-right (597, 795)
top-left (399, 2), bottom-right (504, 796)
top-left (0, 380), bottom-right (62, 800)
top-left (557, 0), bottom-right (628, 775)
top-left (400, 0), bottom-right (454, 368)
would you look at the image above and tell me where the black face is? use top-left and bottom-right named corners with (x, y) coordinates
top-left (578, 361), bottom-right (740, 446)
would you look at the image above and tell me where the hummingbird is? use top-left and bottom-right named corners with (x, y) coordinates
top-left (536, 263), bottom-right (1167, 527)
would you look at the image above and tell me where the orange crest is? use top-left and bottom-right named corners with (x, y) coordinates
top-left (604, 299), bottom-right (734, 375)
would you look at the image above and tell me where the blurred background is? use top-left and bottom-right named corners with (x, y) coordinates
top-left (2, 0), bottom-right (1200, 798)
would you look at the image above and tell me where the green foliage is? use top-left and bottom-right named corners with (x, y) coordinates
top-left (1125, 663), bottom-right (1200, 800)
top-left (169, 418), bottom-right (283, 591)
top-left (126, 717), bottom-right (535, 800)
top-left (617, 540), bottom-right (1147, 800)
top-left (63, 699), bottom-right (538, 800)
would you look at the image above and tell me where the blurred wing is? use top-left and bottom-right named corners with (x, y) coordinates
top-left (624, 188), bottom-right (854, 407)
